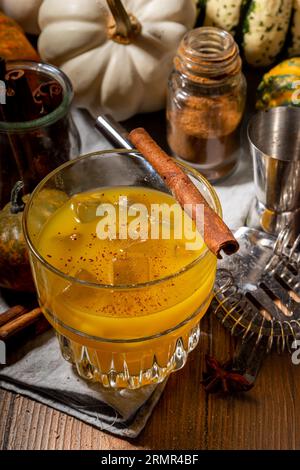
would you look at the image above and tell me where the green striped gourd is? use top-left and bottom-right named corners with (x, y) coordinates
top-left (196, 0), bottom-right (300, 67)
top-left (256, 57), bottom-right (300, 109)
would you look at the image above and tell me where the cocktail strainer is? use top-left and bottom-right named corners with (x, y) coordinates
top-left (208, 226), bottom-right (300, 389)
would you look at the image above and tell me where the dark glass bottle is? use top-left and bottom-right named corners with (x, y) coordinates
top-left (0, 61), bottom-right (81, 207)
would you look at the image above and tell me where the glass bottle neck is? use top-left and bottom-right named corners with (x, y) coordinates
top-left (174, 27), bottom-right (242, 85)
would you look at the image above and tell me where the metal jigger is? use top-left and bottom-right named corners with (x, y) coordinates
top-left (246, 107), bottom-right (300, 239)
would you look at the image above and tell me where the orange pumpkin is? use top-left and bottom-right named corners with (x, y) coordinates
top-left (0, 11), bottom-right (39, 61)
top-left (0, 181), bottom-right (68, 292)
top-left (0, 181), bottom-right (34, 292)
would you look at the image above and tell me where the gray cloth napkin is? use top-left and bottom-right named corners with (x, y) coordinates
top-left (0, 330), bottom-right (167, 438)
top-left (0, 109), bottom-right (255, 438)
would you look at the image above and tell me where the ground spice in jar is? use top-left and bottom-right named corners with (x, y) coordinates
top-left (167, 27), bottom-right (246, 182)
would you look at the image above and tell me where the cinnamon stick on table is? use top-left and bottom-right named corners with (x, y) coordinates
top-left (0, 307), bottom-right (44, 340)
top-left (129, 128), bottom-right (239, 259)
top-left (0, 305), bottom-right (29, 327)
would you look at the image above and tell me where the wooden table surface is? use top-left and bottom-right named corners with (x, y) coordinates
top-left (1, 312), bottom-right (299, 450)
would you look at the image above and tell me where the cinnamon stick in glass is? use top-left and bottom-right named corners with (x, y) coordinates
top-left (0, 57), bottom-right (5, 75)
top-left (49, 81), bottom-right (63, 110)
top-left (5, 69), bottom-right (42, 121)
top-left (2, 87), bottom-right (17, 121)
top-left (129, 128), bottom-right (239, 258)
top-left (0, 57), bottom-right (6, 119)
top-left (33, 80), bottom-right (63, 114)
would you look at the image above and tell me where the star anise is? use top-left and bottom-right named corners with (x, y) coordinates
top-left (201, 355), bottom-right (254, 394)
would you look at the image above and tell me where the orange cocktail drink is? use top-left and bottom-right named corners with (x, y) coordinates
top-left (24, 150), bottom-right (221, 389)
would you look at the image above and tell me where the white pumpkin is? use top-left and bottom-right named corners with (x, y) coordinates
top-left (38, 0), bottom-right (196, 121)
top-left (0, 0), bottom-right (43, 34)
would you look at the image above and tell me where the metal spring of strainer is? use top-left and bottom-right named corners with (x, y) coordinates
top-left (210, 226), bottom-right (300, 383)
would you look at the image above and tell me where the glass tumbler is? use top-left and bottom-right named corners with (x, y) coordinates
top-left (23, 150), bottom-right (221, 389)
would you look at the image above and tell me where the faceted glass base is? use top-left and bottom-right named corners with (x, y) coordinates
top-left (57, 323), bottom-right (201, 389)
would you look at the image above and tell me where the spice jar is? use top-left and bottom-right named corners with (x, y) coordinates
top-left (167, 27), bottom-right (246, 182)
